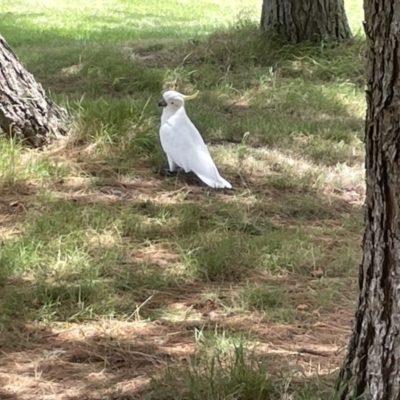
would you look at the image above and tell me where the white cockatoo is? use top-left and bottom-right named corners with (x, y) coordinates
top-left (158, 90), bottom-right (232, 189)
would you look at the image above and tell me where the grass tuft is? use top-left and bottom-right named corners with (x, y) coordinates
top-left (150, 342), bottom-right (276, 400)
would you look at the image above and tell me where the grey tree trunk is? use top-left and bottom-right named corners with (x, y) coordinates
top-left (260, 0), bottom-right (352, 43)
top-left (0, 34), bottom-right (68, 147)
top-left (337, 1), bottom-right (400, 399)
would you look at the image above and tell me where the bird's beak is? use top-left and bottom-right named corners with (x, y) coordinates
top-left (182, 91), bottom-right (199, 101)
top-left (158, 98), bottom-right (167, 107)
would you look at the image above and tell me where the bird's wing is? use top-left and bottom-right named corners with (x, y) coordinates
top-left (175, 108), bottom-right (211, 156)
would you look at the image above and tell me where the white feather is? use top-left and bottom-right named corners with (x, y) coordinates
top-left (159, 91), bottom-right (232, 189)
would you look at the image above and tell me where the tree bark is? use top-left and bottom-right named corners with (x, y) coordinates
top-left (0, 34), bottom-right (68, 147)
top-left (337, 1), bottom-right (400, 399)
top-left (260, 0), bottom-right (352, 43)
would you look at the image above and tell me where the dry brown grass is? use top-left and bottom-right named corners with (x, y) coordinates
top-left (0, 302), bottom-right (353, 399)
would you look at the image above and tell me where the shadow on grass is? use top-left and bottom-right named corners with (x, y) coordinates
top-left (0, 180), bottom-right (357, 398)
top-left (0, 385), bottom-right (18, 400)
top-left (0, 181), bottom-right (361, 319)
top-left (0, 319), bottom-right (342, 399)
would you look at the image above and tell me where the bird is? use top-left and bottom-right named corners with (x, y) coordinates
top-left (158, 90), bottom-right (232, 189)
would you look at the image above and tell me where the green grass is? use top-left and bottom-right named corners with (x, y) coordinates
top-left (150, 342), bottom-right (276, 400)
top-left (0, 0), bottom-right (364, 399)
top-left (0, 0), bottom-right (261, 45)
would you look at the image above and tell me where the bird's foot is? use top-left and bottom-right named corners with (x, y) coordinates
top-left (160, 165), bottom-right (179, 176)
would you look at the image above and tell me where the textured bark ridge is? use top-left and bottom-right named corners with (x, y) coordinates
top-left (0, 34), bottom-right (68, 147)
top-left (260, 0), bottom-right (352, 43)
top-left (338, 1), bottom-right (400, 399)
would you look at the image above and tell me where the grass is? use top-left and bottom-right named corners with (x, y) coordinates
top-left (0, 0), bottom-right (364, 399)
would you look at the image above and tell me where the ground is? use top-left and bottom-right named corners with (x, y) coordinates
top-left (0, 0), bottom-right (365, 398)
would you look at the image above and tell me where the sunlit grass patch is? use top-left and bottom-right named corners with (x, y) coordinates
top-left (0, 138), bottom-right (71, 187)
top-left (1, 0), bottom-right (261, 45)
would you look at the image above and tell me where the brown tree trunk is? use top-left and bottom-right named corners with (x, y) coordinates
top-left (337, 1), bottom-right (400, 399)
top-left (260, 0), bottom-right (352, 43)
top-left (0, 34), bottom-right (68, 147)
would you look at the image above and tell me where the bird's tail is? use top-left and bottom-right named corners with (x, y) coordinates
top-left (197, 173), bottom-right (232, 189)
